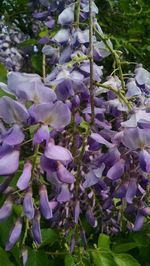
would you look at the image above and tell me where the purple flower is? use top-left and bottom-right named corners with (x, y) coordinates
top-left (0, 199), bottom-right (13, 222)
top-left (0, 96), bottom-right (29, 125)
top-left (23, 188), bottom-right (35, 220)
top-left (3, 126), bottom-right (25, 146)
top-left (57, 184), bottom-right (71, 202)
top-left (39, 185), bottom-right (52, 219)
top-left (29, 101), bottom-right (71, 129)
top-left (44, 142), bottom-right (72, 163)
top-left (107, 159), bottom-right (125, 180)
top-left (5, 219), bottom-right (22, 251)
top-left (85, 207), bottom-right (97, 228)
top-left (21, 248), bottom-right (28, 266)
top-left (33, 125), bottom-right (49, 145)
top-left (58, 6), bottom-right (74, 25)
top-left (6, 72), bottom-right (57, 104)
top-left (0, 149), bottom-right (19, 175)
top-left (126, 178), bottom-right (137, 204)
top-left (17, 161), bottom-right (32, 190)
top-left (57, 162), bottom-right (74, 184)
top-left (31, 210), bottom-right (42, 244)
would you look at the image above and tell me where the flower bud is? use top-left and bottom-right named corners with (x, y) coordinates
top-left (23, 188), bottom-right (35, 220)
top-left (0, 199), bottom-right (13, 222)
top-left (39, 185), bottom-right (52, 219)
top-left (5, 219), bottom-right (22, 251)
top-left (31, 210), bottom-right (42, 244)
top-left (17, 161), bottom-right (32, 190)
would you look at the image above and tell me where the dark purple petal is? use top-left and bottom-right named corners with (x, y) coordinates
top-left (5, 219), bottom-right (22, 251)
top-left (57, 162), bottom-right (74, 184)
top-left (17, 161), bottom-right (32, 190)
top-left (3, 126), bottom-right (25, 145)
top-left (31, 210), bottom-right (42, 244)
top-left (40, 155), bottom-right (57, 173)
top-left (23, 189), bottom-right (35, 220)
top-left (0, 199), bottom-right (13, 222)
top-left (85, 207), bottom-right (97, 227)
top-left (139, 149), bottom-right (150, 172)
top-left (133, 212), bottom-right (145, 231)
top-left (0, 96), bottom-right (29, 124)
top-left (44, 142), bottom-right (72, 163)
top-left (126, 178), bottom-right (137, 204)
top-left (0, 176), bottom-right (12, 192)
top-left (45, 18), bottom-right (55, 28)
top-left (29, 101), bottom-right (71, 129)
top-left (57, 184), bottom-right (71, 202)
top-left (107, 159), bottom-right (125, 180)
top-left (0, 150), bottom-right (19, 176)
top-left (39, 185), bottom-right (52, 219)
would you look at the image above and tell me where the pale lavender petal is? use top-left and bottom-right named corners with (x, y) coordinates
top-left (0, 150), bottom-right (19, 175)
top-left (107, 159), bottom-right (125, 180)
top-left (53, 29), bottom-right (70, 44)
top-left (0, 199), bottom-right (13, 222)
top-left (133, 212), bottom-right (144, 231)
top-left (33, 125), bottom-right (49, 145)
top-left (17, 161), bottom-right (32, 190)
top-left (126, 178), bottom-right (137, 203)
top-left (91, 132), bottom-right (114, 148)
top-left (5, 219), bottom-right (22, 251)
top-left (44, 142), bottom-right (72, 163)
top-left (140, 207), bottom-right (150, 216)
top-left (126, 78), bottom-right (141, 97)
top-left (7, 72), bottom-right (57, 104)
top-left (57, 184), bottom-right (71, 202)
top-left (39, 185), bottom-right (52, 219)
top-left (139, 149), bottom-right (150, 172)
top-left (57, 162), bottom-right (74, 184)
top-left (29, 101), bottom-right (71, 129)
top-left (0, 96), bottom-right (29, 124)
top-left (58, 6), bottom-right (74, 25)
top-left (121, 110), bottom-right (150, 128)
top-left (135, 65), bottom-right (150, 86)
top-left (3, 126), bottom-right (25, 145)
top-left (83, 164), bottom-right (105, 188)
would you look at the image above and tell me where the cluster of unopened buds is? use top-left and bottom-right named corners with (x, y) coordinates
top-left (1, 0), bottom-right (150, 261)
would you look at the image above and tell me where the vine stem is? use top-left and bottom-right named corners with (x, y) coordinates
top-left (42, 54), bottom-right (46, 80)
top-left (76, 0), bottom-right (81, 27)
top-left (94, 26), bottom-right (126, 91)
top-left (89, 0), bottom-right (95, 125)
top-left (94, 81), bottom-right (132, 111)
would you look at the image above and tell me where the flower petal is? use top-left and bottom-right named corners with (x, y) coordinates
top-left (44, 142), bottom-right (72, 163)
top-left (17, 161), bottom-right (32, 190)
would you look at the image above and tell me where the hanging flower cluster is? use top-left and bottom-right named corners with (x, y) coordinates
top-left (1, 0), bottom-right (150, 260)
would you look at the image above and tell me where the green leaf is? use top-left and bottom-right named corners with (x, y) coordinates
top-left (19, 39), bottom-right (38, 47)
top-left (41, 228), bottom-right (57, 246)
top-left (98, 234), bottom-right (110, 251)
top-left (31, 54), bottom-right (42, 74)
top-left (0, 247), bottom-right (12, 266)
top-left (64, 254), bottom-right (75, 266)
top-left (92, 252), bottom-right (117, 266)
top-left (114, 254), bottom-right (141, 266)
top-left (0, 63), bottom-right (7, 83)
top-left (26, 249), bottom-right (49, 266)
top-left (113, 242), bottom-right (141, 253)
